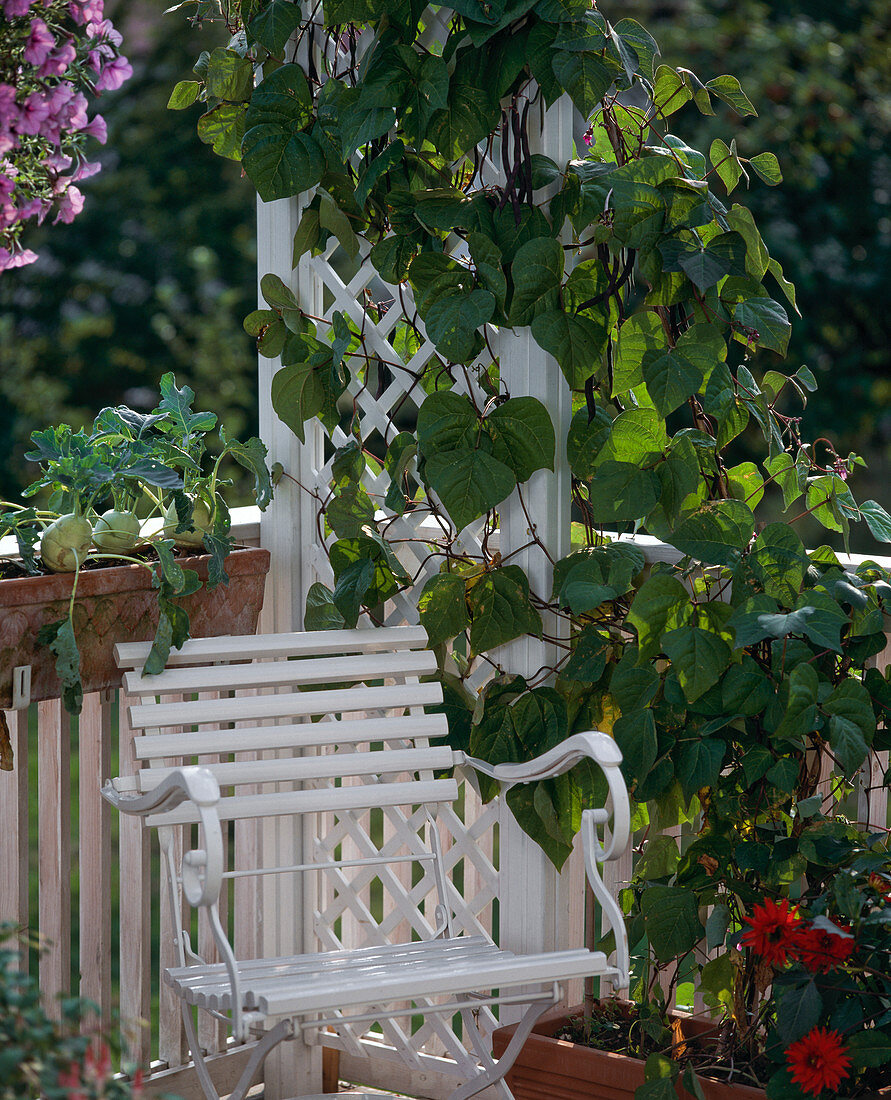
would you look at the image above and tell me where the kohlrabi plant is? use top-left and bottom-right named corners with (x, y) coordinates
top-left (0, 372), bottom-right (272, 714)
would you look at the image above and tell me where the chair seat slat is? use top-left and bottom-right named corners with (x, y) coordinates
top-left (166, 937), bottom-right (494, 991)
top-left (165, 940), bottom-right (607, 1016)
top-left (145, 778), bottom-right (459, 827)
top-left (136, 747), bottom-right (456, 792)
top-left (257, 949), bottom-right (606, 1016)
top-left (123, 649), bottom-right (437, 698)
top-left (114, 625), bottom-right (429, 669)
top-left (131, 714), bottom-right (449, 761)
top-left (128, 681), bottom-right (443, 731)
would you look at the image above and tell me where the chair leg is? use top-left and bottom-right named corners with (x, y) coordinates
top-left (181, 1004), bottom-right (222, 1100)
top-left (446, 996), bottom-right (555, 1100)
top-left (226, 1020), bottom-right (295, 1100)
top-left (180, 1002), bottom-right (293, 1100)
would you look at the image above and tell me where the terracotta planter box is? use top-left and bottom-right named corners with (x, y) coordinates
top-left (0, 546), bottom-right (270, 709)
top-left (492, 1005), bottom-right (767, 1100)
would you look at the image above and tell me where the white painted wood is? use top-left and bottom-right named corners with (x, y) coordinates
top-left (256, 181), bottom-right (325, 1099)
top-left (128, 681), bottom-right (443, 731)
top-left (78, 692), bottom-right (112, 1028)
top-left (118, 687), bottom-right (152, 1067)
top-left (338, 1037), bottom-right (493, 1100)
top-left (155, 699), bottom-right (191, 1069)
top-left (145, 779), bottom-right (460, 828)
top-left (122, 649), bottom-right (437, 697)
top-left (165, 938), bottom-right (603, 1016)
top-left (107, 623), bottom-right (629, 1098)
top-left (496, 95), bottom-right (578, 1022)
top-left (142, 1042), bottom-right (260, 1100)
top-left (863, 637), bottom-right (891, 828)
top-left (0, 708), bottom-right (29, 929)
top-left (132, 714), bottom-right (448, 760)
top-left (233, 689), bottom-right (263, 968)
top-left (38, 697), bottom-right (70, 1019)
top-left (136, 747), bottom-right (456, 792)
top-left (115, 625), bottom-right (430, 672)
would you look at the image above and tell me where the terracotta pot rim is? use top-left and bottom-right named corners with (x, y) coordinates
top-left (0, 545), bottom-right (270, 605)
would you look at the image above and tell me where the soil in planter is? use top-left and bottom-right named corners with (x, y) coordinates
top-left (560, 1001), bottom-right (774, 1093)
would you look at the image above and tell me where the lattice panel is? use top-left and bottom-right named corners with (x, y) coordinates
top-left (302, 234), bottom-right (496, 640)
top-left (295, 226), bottom-right (507, 1073)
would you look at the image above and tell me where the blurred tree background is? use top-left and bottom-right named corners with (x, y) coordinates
top-left (1, 0), bottom-right (889, 545)
top-left (622, 0), bottom-right (891, 548)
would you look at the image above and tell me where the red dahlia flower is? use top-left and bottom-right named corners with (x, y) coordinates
top-left (740, 897), bottom-right (801, 966)
top-left (786, 1027), bottom-right (852, 1096)
top-left (793, 922), bottom-right (854, 973)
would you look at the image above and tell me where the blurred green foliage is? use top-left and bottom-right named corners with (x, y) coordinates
top-left (0, 0), bottom-right (257, 502)
top-left (622, 0), bottom-right (891, 505)
top-left (1, 0), bottom-right (889, 538)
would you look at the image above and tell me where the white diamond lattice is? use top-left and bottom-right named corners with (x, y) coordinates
top-left (296, 229), bottom-right (503, 1076)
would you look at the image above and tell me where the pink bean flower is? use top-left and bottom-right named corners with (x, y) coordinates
top-left (44, 151), bottom-right (73, 172)
top-left (2, 0), bottom-right (130, 270)
top-left (24, 18), bottom-right (55, 66)
top-left (87, 17), bottom-right (120, 45)
top-left (0, 85), bottom-right (17, 124)
top-left (72, 158), bottom-right (100, 181)
top-left (64, 90), bottom-right (89, 129)
top-left (69, 0), bottom-right (102, 24)
top-left (80, 113), bottom-right (106, 143)
top-left (2, 0), bottom-right (35, 15)
top-left (94, 54), bottom-right (132, 92)
top-left (16, 92), bottom-right (51, 135)
top-left (39, 39), bottom-right (77, 77)
top-left (0, 246), bottom-right (39, 270)
top-left (53, 182), bottom-right (83, 223)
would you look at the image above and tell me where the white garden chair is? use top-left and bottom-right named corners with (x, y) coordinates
top-left (104, 624), bottom-right (630, 1100)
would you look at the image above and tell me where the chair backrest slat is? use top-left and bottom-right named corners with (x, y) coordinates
top-left (145, 778), bottom-right (459, 828)
top-left (128, 681), bottom-right (442, 732)
top-left (114, 625), bottom-right (429, 669)
top-left (131, 713), bottom-right (449, 761)
top-left (122, 649), bottom-right (438, 698)
top-left (137, 746), bottom-right (456, 791)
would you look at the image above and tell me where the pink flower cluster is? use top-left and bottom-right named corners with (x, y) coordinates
top-left (0, 0), bottom-right (132, 271)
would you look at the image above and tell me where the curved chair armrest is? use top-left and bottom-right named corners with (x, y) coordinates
top-left (102, 766), bottom-right (224, 908)
top-left (460, 731), bottom-right (630, 860)
top-left (461, 731), bottom-right (631, 991)
top-left (102, 765), bottom-right (220, 817)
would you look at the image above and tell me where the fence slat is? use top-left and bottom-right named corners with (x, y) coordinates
top-left (78, 691), bottom-right (113, 1028)
top-left (157, 690), bottom-right (186, 1071)
top-left (0, 709), bottom-right (29, 931)
top-left (38, 697), bottom-right (70, 1018)
top-left (118, 688), bottom-right (151, 1066)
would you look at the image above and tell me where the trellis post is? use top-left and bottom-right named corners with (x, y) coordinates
top-left (496, 94), bottom-right (583, 1018)
top-left (257, 194), bottom-right (325, 1097)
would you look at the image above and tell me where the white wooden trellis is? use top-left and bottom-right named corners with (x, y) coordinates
top-left (254, 9), bottom-right (589, 1095)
